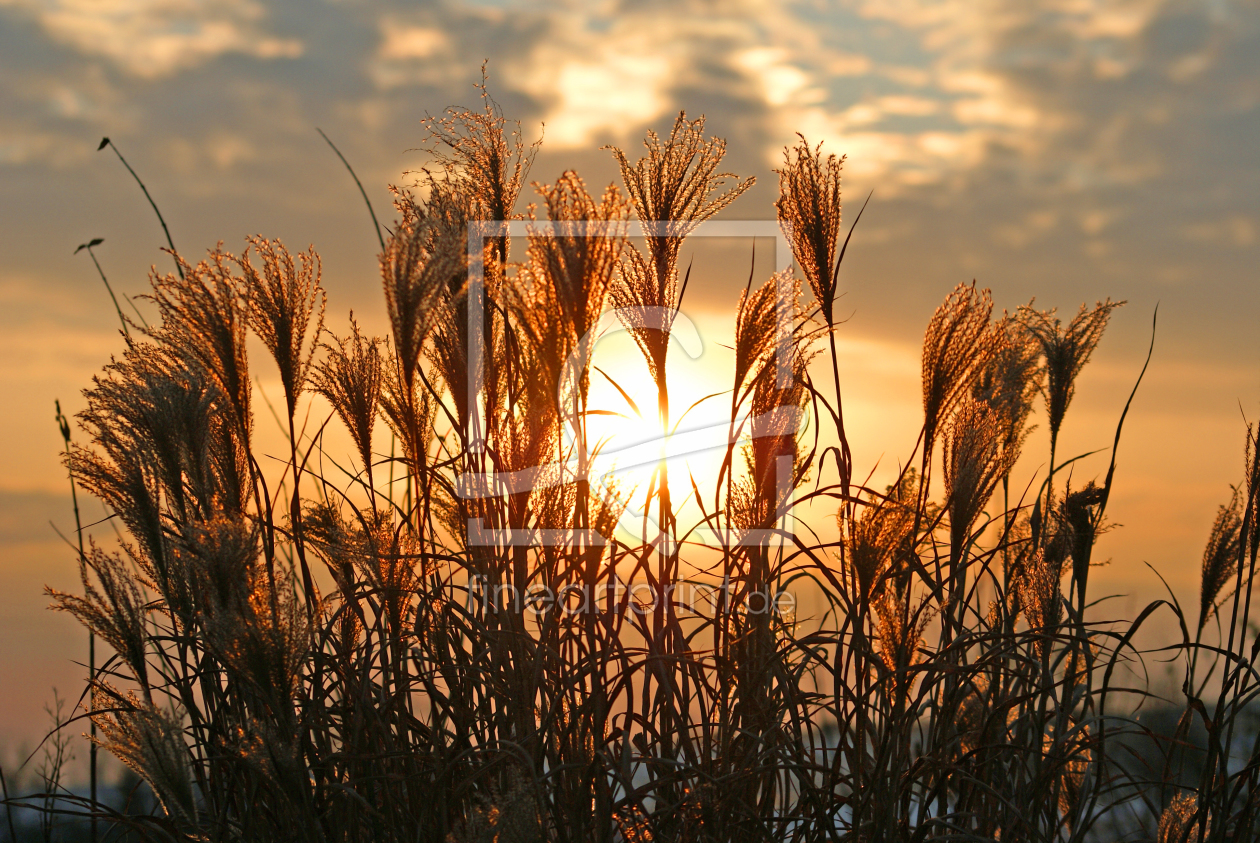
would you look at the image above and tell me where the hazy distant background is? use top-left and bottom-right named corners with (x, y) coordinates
top-left (1, 0), bottom-right (1257, 752)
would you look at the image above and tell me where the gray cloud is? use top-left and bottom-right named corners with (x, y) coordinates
top-left (0, 0), bottom-right (1253, 340)
top-left (0, 0), bottom-right (303, 78)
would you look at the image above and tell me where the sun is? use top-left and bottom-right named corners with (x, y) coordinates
top-left (578, 311), bottom-right (736, 544)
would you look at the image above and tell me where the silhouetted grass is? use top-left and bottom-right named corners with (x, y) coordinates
top-left (6, 77), bottom-right (1260, 843)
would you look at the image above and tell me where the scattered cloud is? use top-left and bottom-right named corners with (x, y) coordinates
top-left (512, 15), bottom-right (679, 149)
top-left (5, 0), bottom-right (302, 78)
top-left (379, 24), bottom-right (445, 61)
top-left (1184, 215), bottom-right (1257, 247)
top-left (371, 18), bottom-right (458, 89)
top-left (3, 0), bottom-right (1249, 206)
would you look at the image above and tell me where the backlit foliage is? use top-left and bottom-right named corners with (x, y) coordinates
top-left (25, 79), bottom-right (1260, 843)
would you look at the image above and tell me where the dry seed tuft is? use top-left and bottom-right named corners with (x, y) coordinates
top-left (733, 270), bottom-right (793, 408)
top-left (1015, 548), bottom-right (1063, 657)
top-left (943, 397), bottom-right (1020, 552)
top-left (921, 282), bottom-right (1000, 455)
top-left (1198, 485), bottom-right (1243, 631)
top-left (874, 590), bottom-right (934, 697)
top-left (609, 113), bottom-right (752, 389)
top-left (421, 65), bottom-right (537, 226)
top-left (841, 491), bottom-right (915, 605)
top-left (1018, 298), bottom-right (1124, 442)
top-left (380, 344), bottom-right (437, 476)
top-left (147, 248), bottom-right (253, 443)
top-left (383, 183), bottom-right (469, 398)
top-left (1158, 792), bottom-right (1208, 843)
top-left (1055, 724), bottom-right (1092, 828)
top-left (48, 544), bottom-right (151, 692)
top-left (610, 112), bottom-right (751, 305)
top-left (776, 135), bottom-right (844, 323)
top-left (313, 315), bottom-right (383, 485)
top-left (237, 236), bottom-right (325, 418)
top-left (516, 171), bottom-right (628, 404)
top-left (90, 686), bottom-right (196, 826)
top-left (972, 315), bottom-right (1042, 463)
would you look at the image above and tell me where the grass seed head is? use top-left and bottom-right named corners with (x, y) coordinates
top-left (1198, 484), bottom-right (1243, 631)
top-left (776, 135), bottom-right (844, 323)
top-left (972, 314), bottom-right (1043, 460)
top-left (90, 686), bottom-right (196, 827)
top-left (733, 270), bottom-right (796, 408)
top-left (237, 236), bottom-right (325, 418)
top-left (609, 112), bottom-right (753, 363)
top-left (380, 343), bottom-right (437, 476)
top-left (1015, 548), bottom-right (1063, 657)
top-left (421, 64), bottom-right (537, 226)
top-left (841, 491), bottom-right (915, 604)
top-left (943, 397), bottom-right (1020, 552)
top-left (921, 282), bottom-right (999, 455)
top-left (874, 590), bottom-right (934, 700)
top-left (1018, 298), bottom-right (1124, 440)
top-left (313, 314), bottom-right (383, 482)
top-left (148, 247), bottom-right (253, 443)
top-left (48, 544), bottom-right (152, 692)
top-left (1158, 792), bottom-right (1207, 843)
top-left (383, 183), bottom-right (469, 400)
top-left (519, 171), bottom-right (628, 405)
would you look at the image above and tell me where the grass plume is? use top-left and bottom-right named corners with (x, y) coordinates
top-left (19, 77), bottom-right (1260, 843)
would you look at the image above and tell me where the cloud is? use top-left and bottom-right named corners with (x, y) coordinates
top-left (370, 17), bottom-right (458, 90)
top-left (379, 24), bottom-right (444, 61)
top-left (388, 0), bottom-right (1003, 183)
top-left (1184, 215), bottom-right (1257, 247)
top-left (0, 0), bottom-right (1255, 296)
top-left (366, 3), bottom-right (748, 152)
top-left (512, 13), bottom-right (680, 150)
top-left (5, 0), bottom-right (302, 78)
top-left (22, 0), bottom-right (1239, 198)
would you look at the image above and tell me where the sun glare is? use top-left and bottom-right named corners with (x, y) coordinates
top-left (582, 312), bottom-right (734, 544)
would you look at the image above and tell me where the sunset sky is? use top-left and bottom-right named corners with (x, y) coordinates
top-left (1, 0), bottom-right (1258, 746)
